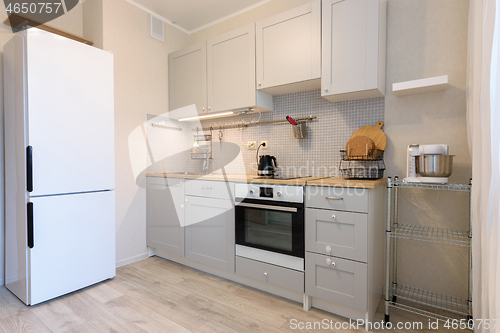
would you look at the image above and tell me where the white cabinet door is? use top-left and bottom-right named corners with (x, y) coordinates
top-left (29, 191), bottom-right (115, 305)
top-left (322, 0), bottom-right (386, 102)
top-left (26, 29), bottom-right (114, 196)
top-left (256, 0), bottom-right (321, 94)
top-left (184, 196), bottom-right (235, 272)
top-left (169, 41), bottom-right (207, 114)
top-left (146, 177), bottom-right (185, 256)
top-left (207, 24), bottom-right (256, 113)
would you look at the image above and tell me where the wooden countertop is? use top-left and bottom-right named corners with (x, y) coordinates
top-left (146, 173), bottom-right (387, 188)
top-left (146, 173), bottom-right (323, 185)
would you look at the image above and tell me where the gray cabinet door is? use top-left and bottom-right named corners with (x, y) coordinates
top-left (146, 177), bottom-right (185, 256)
top-left (306, 208), bottom-right (368, 262)
top-left (185, 196), bottom-right (235, 272)
top-left (321, 0), bottom-right (386, 101)
top-left (168, 41), bottom-right (207, 114)
top-left (305, 252), bottom-right (367, 311)
top-left (207, 24), bottom-right (256, 113)
top-left (256, 0), bottom-right (321, 92)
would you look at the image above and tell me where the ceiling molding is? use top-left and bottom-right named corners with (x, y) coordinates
top-left (125, 0), bottom-right (271, 35)
top-left (188, 0), bottom-right (271, 34)
top-left (126, 0), bottom-right (190, 34)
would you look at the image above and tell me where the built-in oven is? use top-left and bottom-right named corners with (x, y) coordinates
top-left (234, 183), bottom-right (304, 271)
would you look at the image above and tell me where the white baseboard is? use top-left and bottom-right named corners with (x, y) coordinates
top-left (0, 277), bottom-right (4, 286)
top-left (116, 252), bottom-right (149, 268)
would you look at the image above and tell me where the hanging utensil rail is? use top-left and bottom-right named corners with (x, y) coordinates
top-left (192, 115), bottom-right (317, 131)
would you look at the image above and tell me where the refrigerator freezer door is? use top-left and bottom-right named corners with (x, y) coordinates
top-left (28, 191), bottom-right (115, 305)
top-left (26, 29), bottom-right (114, 197)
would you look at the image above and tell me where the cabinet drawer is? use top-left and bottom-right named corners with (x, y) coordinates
top-left (306, 186), bottom-right (368, 213)
top-left (306, 208), bottom-right (367, 262)
top-left (305, 252), bottom-right (367, 312)
top-left (236, 256), bottom-right (304, 293)
top-left (185, 180), bottom-right (234, 200)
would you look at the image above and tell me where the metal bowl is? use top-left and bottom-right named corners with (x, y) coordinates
top-left (416, 154), bottom-right (454, 177)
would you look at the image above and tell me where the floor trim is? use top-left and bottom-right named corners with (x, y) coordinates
top-left (116, 252), bottom-right (149, 268)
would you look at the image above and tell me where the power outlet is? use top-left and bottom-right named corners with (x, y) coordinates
top-left (260, 141), bottom-right (269, 149)
top-left (248, 141), bottom-right (257, 149)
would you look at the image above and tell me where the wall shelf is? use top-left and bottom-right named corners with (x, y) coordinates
top-left (392, 75), bottom-right (448, 96)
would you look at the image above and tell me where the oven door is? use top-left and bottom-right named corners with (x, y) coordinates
top-left (235, 199), bottom-right (304, 260)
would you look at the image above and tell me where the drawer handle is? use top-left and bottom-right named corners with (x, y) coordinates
top-left (326, 257), bottom-right (336, 267)
top-left (331, 215), bottom-right (336, 220)
top-left (263, 272), bottom-right (268, 277)
top-left (326, 257), bottom-right (335, 267)
top-left (202, 187), bottom-right (212, 190)
top-left (325, 245), bottom-right (332, 253)
top-left (326, 196), bottom-right (343, 201)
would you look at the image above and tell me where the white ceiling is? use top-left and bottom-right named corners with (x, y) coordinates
top-left (128, 0), bottom-right (270, 33)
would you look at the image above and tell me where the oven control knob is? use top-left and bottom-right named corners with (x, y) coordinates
top-left (276, 191), bottom-right (282, 197)
top-left (249, 189), bottom-right (255, 195)
top-left (325, 245), bottom-right (332, 253)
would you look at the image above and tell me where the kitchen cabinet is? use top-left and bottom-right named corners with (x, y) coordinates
top-left (255, 0), bottom-right (321, 95)
top-left (321, 0), bottom-right (387, 102)
top-left (184, 195), bottom-right (235, 272)
top-left (168, 25), bottom-right (272, 119)
top-left (306, 208), bottom-right (368, 262)
top-left (306, 252), bottom-right (368, 311)
top-left (236, 256), bottom-right (304, 293)
top-left (168, 41), bottom-right (207, 114)
top-left (146, 177), bottom-right (185, 257)
top-left (304, 184), bottom-right (386, 321)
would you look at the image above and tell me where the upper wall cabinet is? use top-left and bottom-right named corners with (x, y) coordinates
top-left (207, 23), bottom-right (272, 113)
top-left (168, 24), bottom-right (273, 118)
top-left (169, 41), bottom-right (207, 114)
top-left (322, 0), bottom-right (387, 102)
top-left (256, 0), bottom-right (321, 95)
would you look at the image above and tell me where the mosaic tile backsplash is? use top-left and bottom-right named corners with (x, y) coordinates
top-left (147, 89), bottom-right (384, 177)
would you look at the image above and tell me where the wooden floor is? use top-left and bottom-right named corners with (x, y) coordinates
top-left (0, 257), bottom-right (466, 332)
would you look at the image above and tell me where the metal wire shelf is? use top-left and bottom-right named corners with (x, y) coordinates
top-left (390, 284), bottom-right (471, 322)
top-left (391, 224), bottom-right (470, 247)
top-left (392, 180), bottom-right (471, 192)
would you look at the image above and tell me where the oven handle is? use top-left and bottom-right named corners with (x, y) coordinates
top-left (236, 202), bottom-right (298, 213)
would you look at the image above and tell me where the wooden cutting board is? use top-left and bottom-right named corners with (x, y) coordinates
top-left (350, 121), bottom-right (386, 151)
top-left (346, 136), bottom-right (375, 158)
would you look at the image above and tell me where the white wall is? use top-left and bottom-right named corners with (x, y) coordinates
top-left (0, 4), bottom-right (84, 285)
top-left (99, 0), bottom-right (189, 266)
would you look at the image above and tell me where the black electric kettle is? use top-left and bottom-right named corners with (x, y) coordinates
top-left (258, 155), bottom-right (277, 176)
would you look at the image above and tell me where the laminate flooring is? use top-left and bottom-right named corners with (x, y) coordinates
top-left (0, 257), bottom-right (468, 332)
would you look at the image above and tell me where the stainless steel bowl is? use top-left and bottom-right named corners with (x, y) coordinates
top-left (416, 154), bottom-right (454, 177)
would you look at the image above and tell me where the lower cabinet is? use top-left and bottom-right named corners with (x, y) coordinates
top-left (236, 256), bottom-right (304, 293)
top-left (184, 195), bottom-right (235, 272)
top-left (305, 252), bottom-right (367, 312)
top-left (146, 177), bottom-right (185, 257)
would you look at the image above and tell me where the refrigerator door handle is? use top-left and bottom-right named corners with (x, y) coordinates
top-left (27, 202), bottom-right (34, 248)
top-left (26, 146), bottom-right (33, 192)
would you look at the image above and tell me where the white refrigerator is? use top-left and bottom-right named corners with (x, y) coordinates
top-left (4, 28), bottom-right (115, 305)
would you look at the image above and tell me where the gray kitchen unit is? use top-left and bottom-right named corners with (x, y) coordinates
top-left (304, 182), bottom-right (387, 324)
top-left (147, 175), bottom-right (387, 325)
top-left (146, 176), bottom-right (235, 273)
